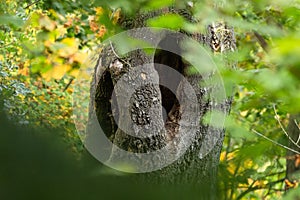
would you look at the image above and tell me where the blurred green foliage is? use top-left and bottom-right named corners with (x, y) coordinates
top-left (1, 0), bottom-right (300, 199)
top-left (1, 109), bottom-right (219, 200)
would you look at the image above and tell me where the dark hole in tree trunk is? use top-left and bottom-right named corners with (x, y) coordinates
top-left (154, 33), bottom-right (185, 122)
top-left (95, 70), bottom-right (118, 142)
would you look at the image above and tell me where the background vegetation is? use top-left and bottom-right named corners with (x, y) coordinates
top-left (1, 0), bottom-right (300, 199)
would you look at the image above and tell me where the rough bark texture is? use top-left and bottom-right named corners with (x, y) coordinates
top-left (87, 6), bottom-right (236, 198)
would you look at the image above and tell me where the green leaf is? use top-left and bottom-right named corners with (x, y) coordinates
top-left (283, 186), bottom-right (300, 200)
top-left (143, 0), bottom-right (174, 11)
top-left (147, 14), bottom-right (185, 30)
top-left (0, 14), bottom-right (24, 28)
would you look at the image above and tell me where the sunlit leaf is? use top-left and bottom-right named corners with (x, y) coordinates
top-left (147, 14), bottom-right (185, 30)
top-left (57, 38), bottom-right (79, 57)
top-left (143, 0), bottom-right (174, 11)
top-left (94, 7), bottom-right (104, 16)
top-left (42, 64), bottom-right (71, 80)
top-left (71, 52), bottom-right (88, 64)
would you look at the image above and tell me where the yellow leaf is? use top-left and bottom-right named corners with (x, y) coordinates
top-left (18, 68), bottom-right (28, 76)
top-left (227, 162), bottom-right (236, 174)
top-left (39, 96), bottom-right (45, 101)
top-left (39, 15), bottom-right (56, 31)
top-left (72, 52), bottom-right (88, 64)
top-left (42, 64), bottom-right (71, 80)
top-left (17, 47), bottom-right (22, 55)
top-left (220, 151), bottom-right (226, 162)
top-left (49, 9), bottom-right (65, 21)
top-left (41, 70), bottom-right (52, 81)
top-left (61, 37), bottom-right (77, 46)
top-left (69, 69), bottom-right (79, 77)
top-left (44, 40), bottom-right (53, 48)
top-left (32, 96), bottom-right (38, 102)
top-left (55, 25), bottom-right (67, 38)
top-left (49, 54), bottom-right (64, 65)
top-left (245, 33), bottom-right (252, 41)
top-left (57, 38), bottom-right (79, 58)
top-left (27, 12), bottom-right (40, 28)
top-left (244, 159), bottom-right (253, 168)
top-left (227, 151), bottom-right (236, 160)
top-left (95, 7), bottom-right (104, 16)
top-left (53, 64), bottom-right (71, 79)
top-left (112, 8), bottom-right (121, 24)
top-left (24, 59), bottom-right (30, 68)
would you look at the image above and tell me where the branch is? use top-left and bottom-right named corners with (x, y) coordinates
top-left (24, 0), bottom-right (41, 9)
top-left (294, 119), bottom-right (300, 144)
top-left (109, 41), bottom-right (131, 67)
top-left (63, 78), bottom-right (74, 92)
top-left (273, 104), bottom-right (300, 149)
top-left (294, 119), bottom-right (300, 131)
top-left (236, 178), bottom-right (285, 200)
top-left (252, 129), bottom-right (300, 155)
top-left (253, 31), bottom-right (268, 52)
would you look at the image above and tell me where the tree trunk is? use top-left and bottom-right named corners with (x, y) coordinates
top-left (86, 6), bottom-right (236, 198)
top-left (286, 114), bottom-right (300, 189)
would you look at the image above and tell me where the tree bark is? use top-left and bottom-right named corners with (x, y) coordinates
top-left (286, 114), bottom-right (300, 189)
top-left (86, 6), bottom-right (236, 198)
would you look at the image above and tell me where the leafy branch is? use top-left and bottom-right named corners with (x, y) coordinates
top-left (273, 105), bottom-right (300, 149)
top-left (252, 104), bottom-right (300, 154)
top-left (237, 178), bottom-right (285, 200)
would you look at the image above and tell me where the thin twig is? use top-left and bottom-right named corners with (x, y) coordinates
top-left (109, 41), bottom-right (131, 67)
top-left (294, 119), bottom-right (300, 131)
top-left (252, 129), bottom-right (300, 154)
top-left (236, 178), bottom-right (285, 200)
top-left (24, 0), bottom-right (41, 9)
top-left (294, 119), bottom-right (300, 144)
top-left (109, 41), bottom-right (121, 59)
top-left (63, 78), bottom-right (74, 92)
top-left (273, 104), bottom-right (300, 149)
